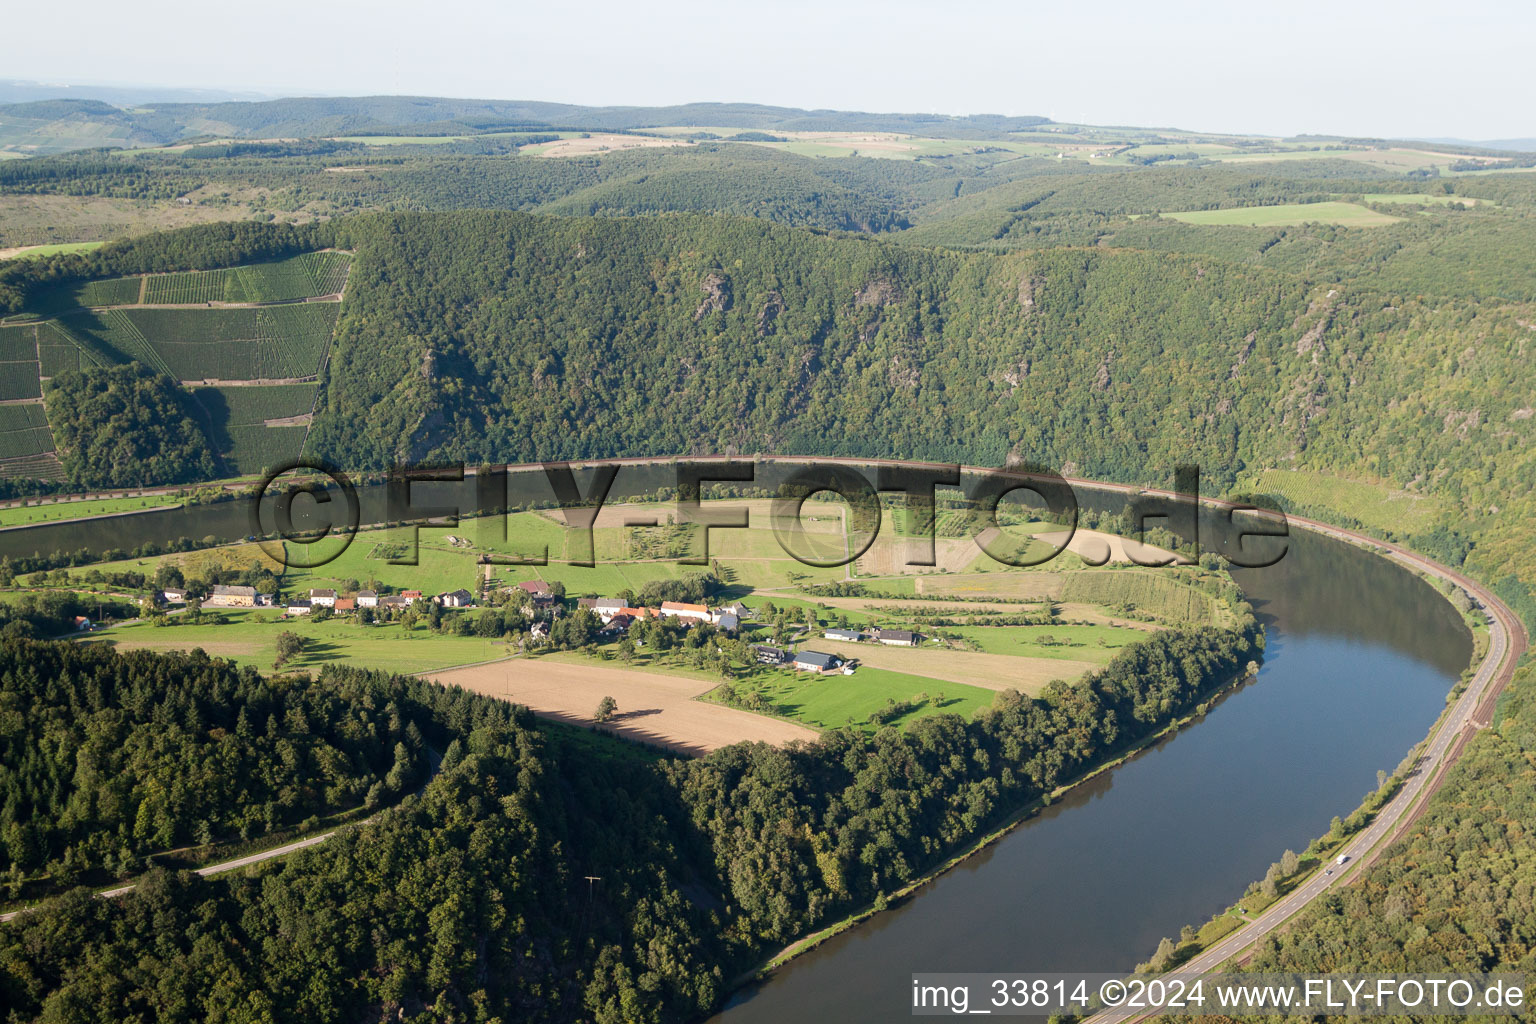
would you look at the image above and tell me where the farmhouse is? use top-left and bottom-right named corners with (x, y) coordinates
top-left (531, 621), bottom-right (550, 639)
top-left (72, 615), bottom-right (92, 631)
top-left (824, 627), bottom-right (865, 642)
top-left (660, 601), bottom-right (711, 623)
top-left (436, 589), bottom-right (474, 608)
top-left (356, 590), bottom-right (378, 608)
top-left (753, 644), bottom-right (791, 665)
top-left (874, 628), bottom-right (921, 646)
top-left (600, 613), bottom-right (635, 636)
top-left (334, 597), bottom-right (356, 613)
top-left (286, 599), bottom-right (312, 616)
top-left (309, 588), bottom-right (337, 607)
top-left (379, 594), bottom-right (408, 611)
top-left (207, 584), bottom-right (256, 608)
top-left (594, 597), bottom-right (626, 619)
top-left (401, 590), bottom-right (423, 606)
top-left (714, 612), bottom-right (740, 634)
top-left (792, 650), bottom-right (843, 673)
top-left (159, 588), bottom-right (187, 605)
top-left (719, 601), bottom-right (753, 620)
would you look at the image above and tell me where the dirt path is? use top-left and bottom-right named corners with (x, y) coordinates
top-left (430, 658), bottom-right (819, 755)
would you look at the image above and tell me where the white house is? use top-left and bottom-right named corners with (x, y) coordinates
top-left (824, 627), bottom-right (864, 642)
top-left (309, 588), bottom-right (337, 608)
top-left (594, 598), bottom-right (627, 622)
top-left (660, 601), bottom-right (711, 623)
top-left (159, 588), bottom-right (187, 605)
top-left (286, 599), bottom-right (312, 616)
top-left (436, 589), bottom-right (474, 608)
top-left (356, 590), bottom-right (379, 608)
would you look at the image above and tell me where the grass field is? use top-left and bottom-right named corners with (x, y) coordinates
top-left (946, 622), bottom-right (1148, 662)
top-left (0, 493), bottom-right (183, 529)
top-left (743, 665), bottom-right (997, 731)
top-left (1247, 468), bottom-right (1445, 534)
top-left (1162, 202), bottom-right (1401, 227)
top-left (88, 610), bottom-right (508, 675)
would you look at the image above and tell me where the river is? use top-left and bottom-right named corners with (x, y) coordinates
top-left (0, 466), bottom-right (1471, 1022)
top-left (710, 509), bottom-right (1470, 1022)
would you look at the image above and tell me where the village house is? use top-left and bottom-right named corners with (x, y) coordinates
top-left (719, 601), bottom-right (752, 620)
top-left (159, 588), bottom-right (187, 605)
top-left (576, 597), bottom-right (599, 610)
top-left (792, 650), bottom-right (843, 673)
top-left (714, 612), bottom-right (740, 634)
top-left (401, 590), bottom-right (423, 606)
top-left (309, 588), bottom-right (337, 608)
top-left (436, 589), bottom-right (474, 608)
top-left (286, 599), bottom-right (312, 616)
top-left (660, 601), bottom-right (711, 623)
top-left (530, 621), bottom-right (550, 639)
top-left (600, 613), bottom-right (634, 637)
top-left (207, 584), bottom-right (256, 608)
top-left (379, 594), bottom-right (409, 611)
top-left (874, 628), bottom-right (921, 646)
top-left (824, 627), bottom-right (865, 642)
top-left (356, 590), bottom-right (378, 608)
top-left (753, 644), bottom-right (791, 665)
top-left (72, 615), bottom-right (92, 632)
top-left (334, 597), bottom-right (356, 613)
top-left (594, 597), bottom-right (626, 620)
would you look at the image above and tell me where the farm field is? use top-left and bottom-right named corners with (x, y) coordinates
top-left (0, 241), bottom-right (105, 260)
top-left (945, 623), bottom-right (1149, 662)
top-left (1058, 569), bottom-right (1220, 625)
top-left (1247, 468), bottom-right (1445, 534)
top-left (1162, 202), bottom-right (1401, 227)
top-left (431, 657), bottom-right (819, 755)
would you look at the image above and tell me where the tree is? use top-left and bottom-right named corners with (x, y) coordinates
top-left (1280, 849), bottom-right (1299, 876)
top-left (594, 695), bottom-right (618, 722)
top-left (274, 630), bottom-right (304, 668)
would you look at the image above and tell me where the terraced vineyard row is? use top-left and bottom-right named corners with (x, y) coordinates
top-left (56, 304), bottom-right (338, 381)
top-left (0, 403), bottom-right (54, 459)
top-left (24, 251), bottom-right (351, 312)
top-left (191, 383), bottom-right (317, 475)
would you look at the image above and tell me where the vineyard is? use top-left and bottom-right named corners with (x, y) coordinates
top-left (0, 403), bottom-right (55, 459)
top-left (1059, 570), bottom-right (1217, 625)
top-left (56, 304), bottom-right (339, 381)
top-left (1249, 469), bottom-right (1444, 535)
top-left (138, 251), bottom-right (352, 305)
top-left (193, 383), bottom-right (317, 474)
top-left (37, 321), bottom-right (98, 377)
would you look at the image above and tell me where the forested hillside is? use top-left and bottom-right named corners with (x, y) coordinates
top-left (0, 640), bottom-right (420, 887)
top-left (0, 618), bottom-right (1257, 1022)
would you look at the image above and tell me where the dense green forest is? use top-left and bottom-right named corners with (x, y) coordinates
top-left (0, 615), bottom-right (1258, 1021)
top-left (44, 365), bottom-right (218, 487)
top-left (0, 640), bottom-right (420, 887)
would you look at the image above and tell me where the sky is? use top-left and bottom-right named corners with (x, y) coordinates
top-left (10, 0), bottom-right (1532, 140)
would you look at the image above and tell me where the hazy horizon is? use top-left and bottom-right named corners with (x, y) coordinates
top-left (12, 0), bottom-right (1535, 141)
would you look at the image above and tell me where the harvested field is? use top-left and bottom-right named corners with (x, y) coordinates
top-left (1034, 528), bottom-right (1188, 566)
top-left (431, 658), bottom-right (818, 755)
top-left (812, 639), bottom-right (1095, 694)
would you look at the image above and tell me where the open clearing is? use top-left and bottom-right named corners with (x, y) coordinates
top-left (810, 639), bottom-right (1096, 693)
top-left (431, 658), bottom-right (818, 755)
top-left (1162, 202), bottom-right (1401, 227)
top-left (529, 133), bottom-right (691, 158)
